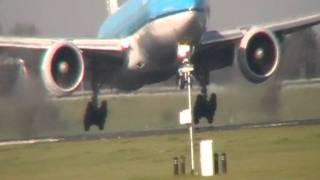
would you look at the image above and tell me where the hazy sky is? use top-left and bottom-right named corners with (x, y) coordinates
top-left (207, 0), bottom-right (320, 30)
top-left (1, 0), bottom-right (320, 37)
top-left (0, 0), bottom-right (107, 37)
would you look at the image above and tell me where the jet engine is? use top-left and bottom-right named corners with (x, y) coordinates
top-left (239, 27), bottom-right (280, 83)
top-left (41, 42), bottom-right (84, 96)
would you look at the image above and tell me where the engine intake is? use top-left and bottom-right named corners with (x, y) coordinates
top-left (41, 42), bottom-right (84, 96)
top-left (239, 27), bottom-right (280, 83)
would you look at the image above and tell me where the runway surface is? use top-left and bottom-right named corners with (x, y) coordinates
top-left (1, 118), bottom-right (320, 146)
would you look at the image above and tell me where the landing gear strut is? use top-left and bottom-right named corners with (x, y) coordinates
top-left (192, 64), bottom-right (217, 125)
top-left (177, 46), bottom-right (217, 125)
top-left (187, 43), bottom-right (217, 124)
top-left (83, 83), bottom-right (108, 131)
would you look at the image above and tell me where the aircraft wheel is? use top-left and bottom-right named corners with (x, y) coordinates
top-left (207, 116), bottom-right (214, 124)
top-left (98, 122), bottom-right (104, 130)
top-left (194, 116), bottom-right (200, 125)
top-left (193, 94), bottom-right (205, 125)
top-left (84, 101), bottom-right (94, 131)
top-left (208, 93), bottom-right (217, 124)
top-left (84, 121), bottom-right (91, 131)
top-left (178, 78), bottom-right (185, 90)
top-left (98, 100), bottom-right (107, 130)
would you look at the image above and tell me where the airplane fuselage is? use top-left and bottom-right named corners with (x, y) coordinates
top-left (98, 0), bottom-right (207, 90)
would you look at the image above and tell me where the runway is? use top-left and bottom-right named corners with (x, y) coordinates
top-left (1, 118), bottom-right (320, 147)
top-left (0, 138), bottom-right (61, 146)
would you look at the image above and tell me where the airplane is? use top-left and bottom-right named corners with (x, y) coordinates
top-left (1, 0), bottom-right (320, 131)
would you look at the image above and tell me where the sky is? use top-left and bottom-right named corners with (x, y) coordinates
top-left (0, 0), bottom-right (320, 37)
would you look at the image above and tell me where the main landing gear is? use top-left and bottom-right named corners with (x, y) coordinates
top-left (83, 83), bottom-right (108, 131)
top-left (177, 44), bottom-right (217, 125)
top-left (193, 88), bottom-right (217, 125)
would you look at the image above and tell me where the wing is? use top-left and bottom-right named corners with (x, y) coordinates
top-left (0, 37), bottom-right (127, 96)
top-left (195, 13), bottom-right (320, 83)
top-left (200, 13), bottom-right (320, 47)
top-left (0, 37), bottom-right (125, 54)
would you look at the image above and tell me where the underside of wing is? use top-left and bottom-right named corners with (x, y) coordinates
top-left (200, 29), bottom-right (243, 47)
top-left (197, 12), bottom-right (320, 84)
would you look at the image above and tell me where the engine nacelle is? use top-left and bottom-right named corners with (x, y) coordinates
top-left (41, 42), bottom-right (84, 96)
top-left (239, 27), bottom-right (280, 83)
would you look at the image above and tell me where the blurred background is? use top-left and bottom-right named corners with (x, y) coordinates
top-left (1, 0), bottom-right (320, 140)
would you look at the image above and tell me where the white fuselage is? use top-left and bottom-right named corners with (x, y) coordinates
top-left (115, 11), bottom-right (206, 90)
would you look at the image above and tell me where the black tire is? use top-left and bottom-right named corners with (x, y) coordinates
top-left (98, 123), bottom-right (104, 130)
top-left (179, 78), bottom-right (185, 90)
top-left (98, 100), bottom-right (107, 131)
top-left (208, 93), bottom-right (217, 124)
top-left (207, 116), bottom-right (214, 124)
top-left (84, 122), bottom-right (90, 131)
top-left (193, 109), bottom-right (199, 125)
top-left (194, 117), bottom-right (200, 125)
top-left (193, 94), bottom-right (207, 125)
top-left (209, 93), bottom-right (217, 112)
top-left (83, 101), bottom-right (94, 131)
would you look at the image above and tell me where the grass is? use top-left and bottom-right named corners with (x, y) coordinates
top-left (0, 125), bottom-right (319, 180)
top-left (1, 81), bottom-right (320, 140)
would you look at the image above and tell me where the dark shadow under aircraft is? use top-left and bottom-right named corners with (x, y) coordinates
top-left (1, 0), bottom-right (320, 130)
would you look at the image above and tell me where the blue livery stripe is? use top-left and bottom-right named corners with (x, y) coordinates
top-left (98, 0), bottom-right (206, 38)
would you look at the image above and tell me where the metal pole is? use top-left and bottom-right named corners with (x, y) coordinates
top-left (178, 43), bottom-right (195, 175)
top-left (187, 71), bottom-right (195, 174)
